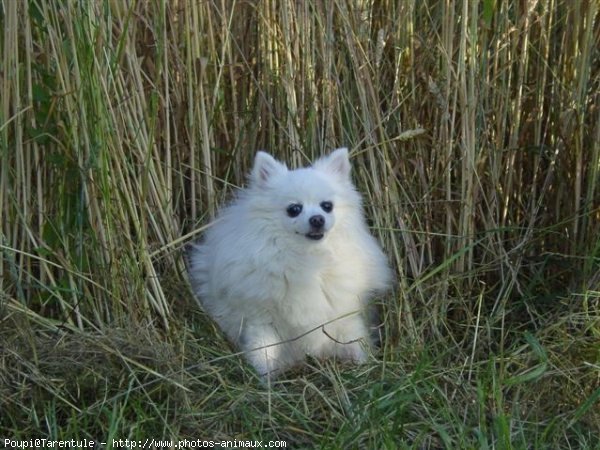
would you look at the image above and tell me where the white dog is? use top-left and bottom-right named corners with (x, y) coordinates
top-left (188, 148), bottom-right (392, 377)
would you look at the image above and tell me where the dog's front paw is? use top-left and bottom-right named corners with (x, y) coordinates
top-left (239, 325), bottom-right (290, 378)
top-left (339, 341), bottom-right (368, 363)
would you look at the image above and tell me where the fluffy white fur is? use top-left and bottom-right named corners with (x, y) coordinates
top-left (188, 148), bottom-right (392, 377)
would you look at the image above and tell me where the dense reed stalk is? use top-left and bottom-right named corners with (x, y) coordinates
top-left (1, 1), bottom-right (598, 446)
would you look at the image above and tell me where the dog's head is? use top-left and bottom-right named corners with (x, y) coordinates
top-left (248, 148), bottom-right (355, 243)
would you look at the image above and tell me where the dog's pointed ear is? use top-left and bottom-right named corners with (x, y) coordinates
top-left (251, 151), bottom-right (288, 187)
top-left (314, 147), bottom-right (351, 180)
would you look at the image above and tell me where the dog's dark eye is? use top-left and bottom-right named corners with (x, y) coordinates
top-left (286, 203), bottom-right (303, 217)
top-left (320, 201), bottom-right (333, 213)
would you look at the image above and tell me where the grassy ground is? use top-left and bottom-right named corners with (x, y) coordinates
top-left (1, 1), bottom-right (599, 448)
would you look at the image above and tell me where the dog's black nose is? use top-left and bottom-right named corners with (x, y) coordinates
top-left (309, 215), bottom-right (325, 229)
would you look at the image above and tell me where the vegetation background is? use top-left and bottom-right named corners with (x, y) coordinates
top-left (1, 0), bottom-right (599, 447)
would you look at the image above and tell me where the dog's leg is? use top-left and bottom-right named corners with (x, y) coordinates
top-left (323, 315), bottom-right (371, 363)
top-left (239, 323), bottom-right (287, 378)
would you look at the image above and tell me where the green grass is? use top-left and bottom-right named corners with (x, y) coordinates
top-left (1, 0), bottom-right (599, 448)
